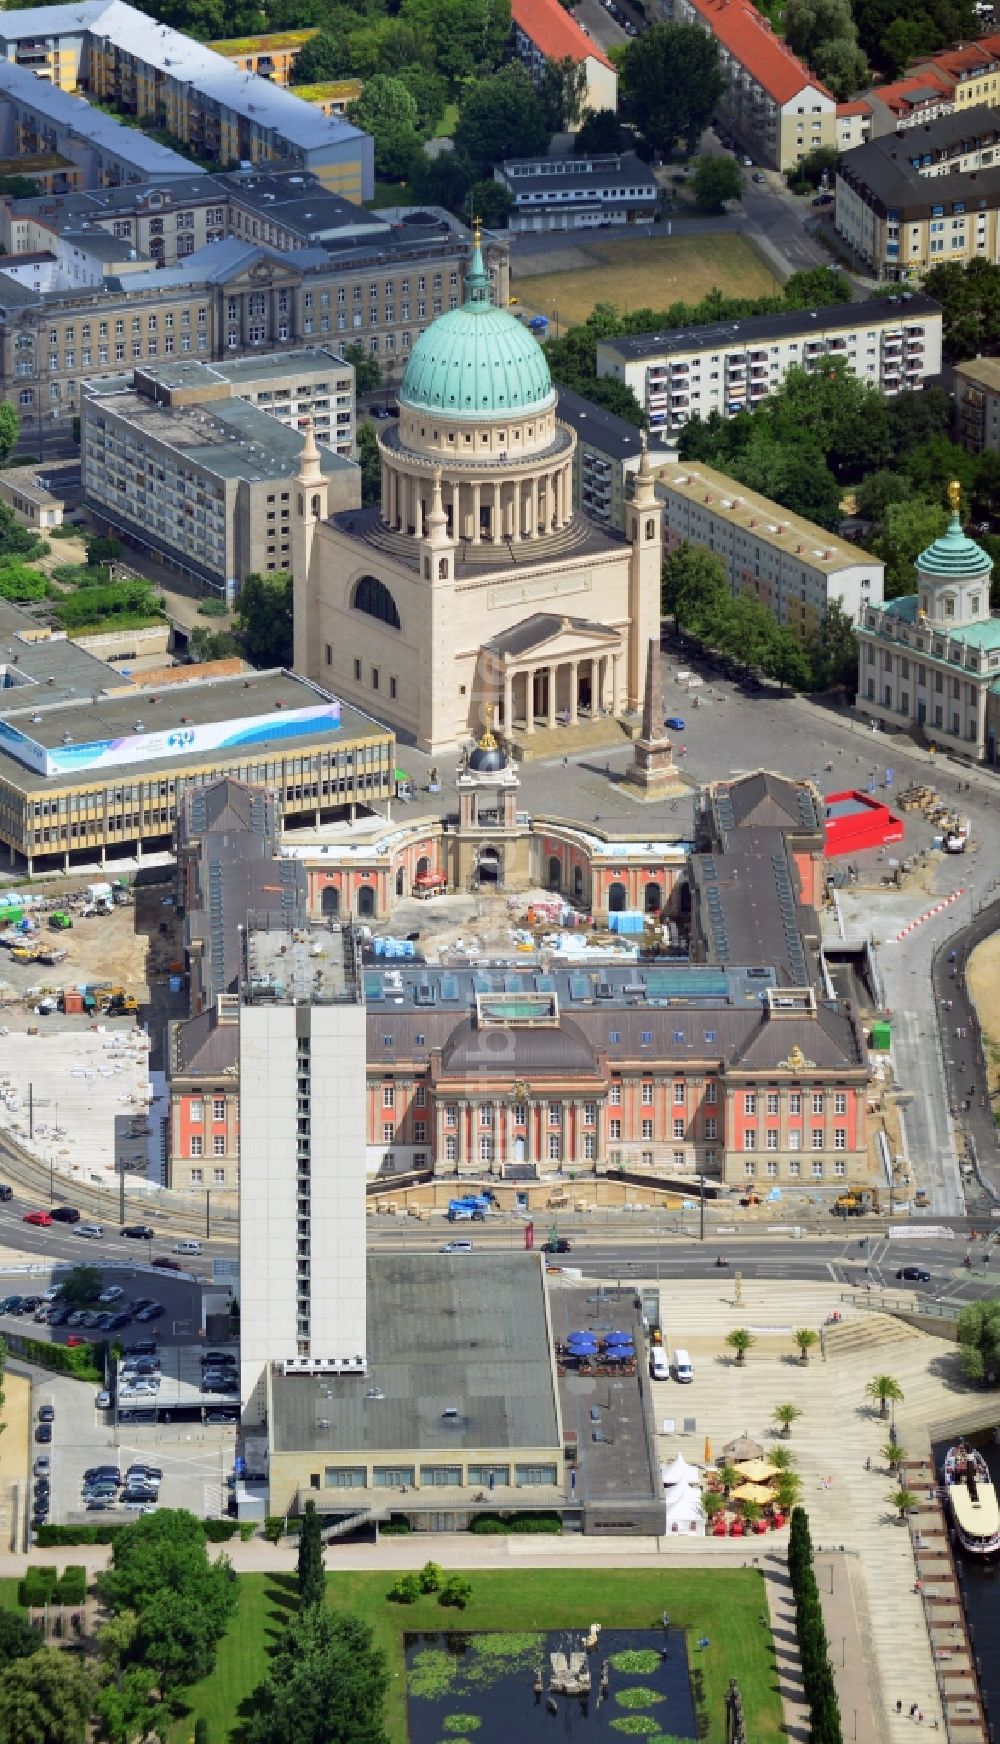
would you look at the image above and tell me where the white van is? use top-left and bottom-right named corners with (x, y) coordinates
top-left (650, 1347), bottom-right (670, 1381)
top-left (172, 1240), bottom-right (202, 1255)
top-left (673, 1348), bottom-right (694, 1383)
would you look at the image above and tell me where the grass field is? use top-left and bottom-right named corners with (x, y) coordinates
top-left (510, 233), bottom-right (779, 328)
top-left (169, 1566), bottom-right (782, 1744)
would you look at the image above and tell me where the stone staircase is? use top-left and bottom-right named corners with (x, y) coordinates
top-left (823, 1314), bottom-right (925, 1360)
top-left (319, 1504), bottom-right (389, 1543)
top-left (508, 715), bottom-right (633, 762)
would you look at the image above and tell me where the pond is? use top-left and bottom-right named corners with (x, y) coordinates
top-left (405, 1627), bottom-right (699, 1744)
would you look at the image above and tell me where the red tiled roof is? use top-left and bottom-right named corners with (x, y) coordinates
top-left (511, 0), bottom-right (614, 71)
top-left (685, 0), bottom-right (832, 104)
top-left (837, 99), bottom-right (871, 115)
top-left (870, 71), bottom-right (952, 113)
top-left (924, 35), bottom-right (1000, 77)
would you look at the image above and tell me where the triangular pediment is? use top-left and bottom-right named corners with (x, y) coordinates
top-left (487, 611), bottom-right (621, 664)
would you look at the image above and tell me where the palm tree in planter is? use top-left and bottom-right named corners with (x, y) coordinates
top-left (882, 1438), bottom-right (906, 1474)
top-left (774, 1403), bottom-right (802, 1439)
top-left (888, 1486), bottom-right (917, 1521)
top-left (719, 1463), bottom-right (741, 1498)
top-left (774, 1470), bottom-right (801, 1513)
top-left (726, 1327), bottom-right (756, 1367)
top-left (769, 1445), bottom-right (795, 1472)
top-left (866, 1375), bottom-right (904, 1420)
top-left (794, 1328), bottom-right (818, 1364)
top-left (702, 1491), bottom-right (727, 1525)
top-left (741, 1498), bottom-right (763, 1531)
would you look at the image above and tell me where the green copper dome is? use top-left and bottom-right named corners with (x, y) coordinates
top-left (917, 506), bottom-right (993, 579)
top-left (400, 241), bottom-right (555, 421)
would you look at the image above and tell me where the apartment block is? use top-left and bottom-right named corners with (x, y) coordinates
top-left (0, 217), bottom-right (508, 444)
top-left (836, 107), bottom-right (1000, 277)
top-left (238, 920), bottom-right (369, 1413)
top-left (0, 0), bottom-right (373, 200)
top-left (495, 151), bottom-right (658, 233)
top-left (510, 0), bottom-right (618, 120)
top-left (595, 296), bottom-right (943, 433)
top-left (81, 355), bottom-right (358, 595)
top-left (673, 0), bottom-right (837, 170)
top-left (554, 385), bottom-right (651, 532)
top-left (206, 30), bottom-right (319, 85)
top-left (956, 356), bottom-right (1000, 453)
top-left (0, 55), bottom-right (193, 188)
top-left (657, 463), bottom-right (885, 637)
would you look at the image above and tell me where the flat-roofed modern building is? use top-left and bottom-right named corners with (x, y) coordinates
top-left (81, 362), bottom-right (359, 595)
top-left (956, 356), bottom-right (1000, 453)
top-left (0, 616), bottom-right (394, 871)
top-left (657, 463), bottom-right (885, 634)
top-left (495, 152), bottom-right (657, 233)
top-left (0, 0), bottom-right (374, 200)
top-left (554, 385), bottom-right (654, 532)
top-left (595, 296), bottom-right (944, 433)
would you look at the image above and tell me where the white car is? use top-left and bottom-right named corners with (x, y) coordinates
top-left (98, 1285), bottom-right (125, 1304)
top-left (95, 1389), bottom-right (111, 1409)
top-left (75, 1223), bottom-right (104, 1239)
top-left (172, 1240), bottom-right (202, 1255)
top-left (439, 1240), bottom-right (474, 1253)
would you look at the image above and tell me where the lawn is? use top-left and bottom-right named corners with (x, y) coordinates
top-left (510, 232), bottom-right (779, 328)
top-left (170, 1566), bottom-right (782, 1744)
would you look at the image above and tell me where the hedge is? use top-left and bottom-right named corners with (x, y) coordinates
top-left (19, 1564), bottom-right (87, 1605)
top-left (34, 1525), bottom-right (125, 1547)
top-left (469, 1513), bottom-right (562, 1535)
top-left (5, 1334), bottom-right (103, 1384)
top-left (788, 1508), bottom-right (843, 1744)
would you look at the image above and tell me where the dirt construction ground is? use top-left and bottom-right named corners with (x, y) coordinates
top-left (0, 901), bottom-right (149, 1006)
top-left (966, 931), bottom-right (1000, 1095)
top-left (510, 233), bottom-right (779, 326)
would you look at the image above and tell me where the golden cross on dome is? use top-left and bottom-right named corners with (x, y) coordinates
top-left (472, 214), bottom-right (483, 249)
top-left (478, 702), bottom-right (498, 751)
top-left (948, 479), bottom-right (962, 513)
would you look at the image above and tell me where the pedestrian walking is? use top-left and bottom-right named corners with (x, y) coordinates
top-left (897, 1701), bottom-right (904, 1715)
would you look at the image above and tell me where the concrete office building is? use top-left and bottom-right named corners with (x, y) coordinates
top-left (239, 917), bottom-right (368, 1416)
top-left (956, 356), bottom-right (1000, 453)
top-left (0, 615), bottom-right (395, 871)
top-left (81, 357), bottom-right (358, 595)
top-left (836, 108), bottom-right (1000, 278)
top-left (0, 214), bottom-right (508, 445)
top-left (595, 296), bottom-right (944, 433)
top-left (673, 0), bottom-right (837, 170)
top-left (0, 0), bottom-right (374, 200)
top-left (856, 488), bottom-right (1000, 761)
top-left (495, 152), bottom-right (658, 234)
top-left (657, 464), bottom-right (885, 635)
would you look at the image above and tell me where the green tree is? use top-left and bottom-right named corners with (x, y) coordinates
top-left (888, 1486), bottom-right (917, 1519)
top-left (620, 23), bottom-right (723, 157)
top-left (87, 535), bottom-right (123, 568)
top-left (0, 174), bottom-right (42, 199)
top-left (882, 1438), bottom-right (906, 1471)
top-left (342, 341), bottom-right (381, 396)
top-left (774, 1469), bottom-right (802, 1511)
top-left (690, 153), bottom-right (743, 212)
top-left (345, 19), bottom-right (432, 80)
top-left (439, 1573), bottom-right (473, 1608)
top-left (539, 55), bottom-right (589, 133)
top-left (865, 1374), bottom-right (904, 1419)
top-left (93, 1666), bottom-right (165, 1744)
top-left (923, 258), bottom-right (1000, 361)
top-left (0, 402), bottom-right (18, 465)
top-left (702, 1489), bottom-right (726, 1522)
top-left (99, 1510), bottom-right (236, 1695)
top-left (726, 1327), bottom-right (756, 1366)
top-left (297, 1500), bottom-right (326, 1610)
top-left (805, 599), bottom-right (858, 696)
top-left (400, 0), bottom-right (511, 86)
top-left (396, 63), bottom-right (447, 136)
top-left (889, 384), bottom-right (952, 453)
top-left (57, 1265), bottom-right (104, 1308)
top-left (410, 149), bottom-right (477, 216)
top-left (786, 145), bottom-right (840, 192)
top-left (0, 1649), bottom-right (94, 1744)
top-left (418, 1559), bottom-right (443, 1592)
top-left (854, 469), bottom-right (914, 523)
top-left (794, 1328), bottom-right (819, 1364)
top-left (454, 65), bottom-right (549, 176)
top-left (762, 623), bottom-right (811, 692)
top-left (190, 626), bottom-right (239, 662)
top-left (236, 570), bottom-right (294, 667)
top-left (660, 541), bottom-right (730, 633)
top-left (0, 1609), bottom-right (43, 1663)
top-left (357, 422), bottom-right (381, 508)
top-left (245, 1606), bottom-right (389, 1744)
top-left (774, 1402), bottom-right (802, 1437)
top-left (781, 265), bottom-right (853, 308)
top-left (957, 1299), bottom-right (1000, 1384)
top-left (290, 30), bottom-right (346, 84)
top-left (574, 107), bottom-right (627, 155)
top-left (468, 178), bottom-right (514, 228)
top-left (349, 76), bottom-right (422, 181)
top-left (810, 31), bottom-right (869, 97)
top-left (873, 498), bottom-right (947, 598)
top-left (900, 435), bottom-right (977, 507)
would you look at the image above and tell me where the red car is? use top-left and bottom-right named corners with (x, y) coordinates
top-left (23, 1210), bottom-right (53, 1227)
top-left (65, 1334), bottom-right (91, 1347)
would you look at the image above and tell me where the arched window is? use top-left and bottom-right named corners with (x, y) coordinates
top-left (351, 574), bottom-right (401, 630)
top-left (608, 881), bottom-right (627, 913)
top-left (321, 885), bottom-right (340, 917)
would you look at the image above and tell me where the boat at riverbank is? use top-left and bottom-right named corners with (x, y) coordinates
top-left (942, 1442), bottom-right (1000, 1557)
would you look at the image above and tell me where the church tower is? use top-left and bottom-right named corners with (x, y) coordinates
top-left (626, 436), bottom-right (662, 713)
top-left (915, 480), bottom-right (993, 631)
top-left (292, 418), bottom-right (328, 677)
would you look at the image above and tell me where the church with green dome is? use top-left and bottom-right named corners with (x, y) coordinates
top-left (291, 228), bottom-right (661, 755)
top-left (856, 481), bottom-right (1000, 762)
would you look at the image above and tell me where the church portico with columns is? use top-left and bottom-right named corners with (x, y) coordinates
top-left (292, 223), bottom-right (660, 754)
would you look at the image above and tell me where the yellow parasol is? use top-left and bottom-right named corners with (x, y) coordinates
top-left (732, 1482), bottom-right (775, 1504)
top-left (735, 1458), bottom-right (779, 1482)
top-left (704, 1436), bottom-right (712, 1466)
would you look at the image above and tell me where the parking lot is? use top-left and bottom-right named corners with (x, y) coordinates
top-left (28, 1367), bottom-right (236, 1529)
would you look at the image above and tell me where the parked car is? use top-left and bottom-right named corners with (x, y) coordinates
top-left (812, 192), bottom-right (834, 206)
top-left (136, 1303), bottom-right (165, 1321)
top-left (98, 1285), bottom-right (125, 1304)
top-left (23, 1210), bottom-right (53, 1227)
top-left (37, 1404), bottom-right (54, 1424)
top-left (664, 716), bottom-right (685, 731)
top-left (108, 1312), bottom-right (131, 1330)
top-left (0, 1184), bottom-right (12, 1201)
top-left (0, 1295), bottom-right (24, 1314)
top-left (95, 1389), bottom-right (111, 1409)
top-left (35, 1423), bottom-right (52, 1443)
top-left (33, 1457), bottom-right (50, 1478)
top-left (48, 1305), bottom-right (70, 1326)
top-left (123, 1339), bottom-right (158, 1356)
top-left (751, 171), bottom-right (766, 183)
top-left (50, 1206), bottom-right (81, 1223)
